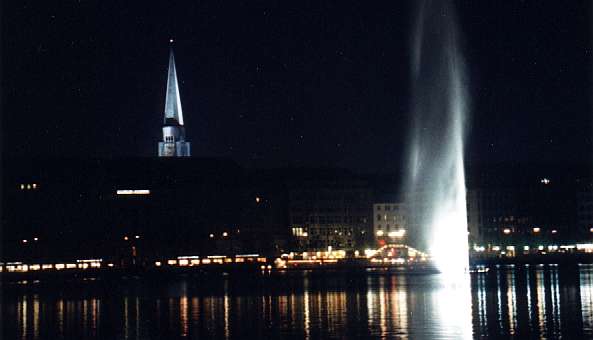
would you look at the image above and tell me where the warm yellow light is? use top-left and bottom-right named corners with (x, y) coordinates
top-left (32, 183), bottom-right (37, 189)
top-left (124, 236), bottom-right (129, 241)
top-left (179, 259), bottom-right (189, 266)
top-left (532, 227), bottom-right (540, 233)
top-left (388, 229), bottom-right (406, 238)
top-left (66, 264), bottom-right (76, 269)
top-left (55, 264), bottom-right (65, 270)
top-left (376, 230), bottom-right (384, 237)
top-left (167, 260), bottom-right (177, 265)
top-left (255, 197), bottom-right (261, 203)
top-left (503, 228), bottom-right (511, 234)
top-left (590, 227), bottom-right (593, 233)
top-left (202, 259), bottom-right (211, 264)
top-left (155, 261), bottom-right (162, 267)
top-left (222, 232), bottom-right (228, 237)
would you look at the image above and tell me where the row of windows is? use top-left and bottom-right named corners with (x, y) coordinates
top-left (291, 216), bottom-right (367, 224)
top-left (376, 204), bottom-right (403, 211)
top-left (375, 214), bottom-right (405, 222)
top-left (375, 224), bottom-right (404, 230)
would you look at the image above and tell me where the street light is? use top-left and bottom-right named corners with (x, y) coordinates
top-left (503, 228), bottom-right (511, 235)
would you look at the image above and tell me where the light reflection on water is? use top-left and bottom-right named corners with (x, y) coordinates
top-left (4, 266), bottom-right (593, 339)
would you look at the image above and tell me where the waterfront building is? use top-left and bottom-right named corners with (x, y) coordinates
top-left (373, 203), bottom-right (407, 246)
top-left (287, 174), bottom-right (372, 251)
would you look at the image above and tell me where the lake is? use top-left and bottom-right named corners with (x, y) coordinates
top-left (3, 265), bottom-right (593, 339)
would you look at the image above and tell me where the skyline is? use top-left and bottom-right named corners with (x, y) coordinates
top-left (3, 1), bottom-right (592, 172)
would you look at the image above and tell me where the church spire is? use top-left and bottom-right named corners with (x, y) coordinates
top-left (164, 45), bottom-right (184, 125)
top-left (158, 40), bottom-right (191, 157)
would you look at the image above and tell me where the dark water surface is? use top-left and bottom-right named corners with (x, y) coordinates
top-left (3, 265), bottom-right (593, 339)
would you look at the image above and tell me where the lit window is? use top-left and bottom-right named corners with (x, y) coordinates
top-left (32, 183), bottom-right (37, 189)
top-left (503, 228), bottom-right (511, 235)
top-left (532, 227), bottom-right (540, 233)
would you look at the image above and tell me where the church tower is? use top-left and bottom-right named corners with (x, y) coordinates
top-left (158, 46), bottom-right (191, 157)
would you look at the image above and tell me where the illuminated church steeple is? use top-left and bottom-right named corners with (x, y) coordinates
top-left (158, 42), bottom-right (191, 157)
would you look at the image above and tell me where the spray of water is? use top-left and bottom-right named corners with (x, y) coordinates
top-left (405, 0), bottom-right (469, 276)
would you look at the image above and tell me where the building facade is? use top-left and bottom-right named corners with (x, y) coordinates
top-left (373, 203), bottom-right (407, 246)
top-left (287, 177), bottom-right (372, 251)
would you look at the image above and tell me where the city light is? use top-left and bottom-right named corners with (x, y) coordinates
top-left (209, 233), bottom-right (214, 238)
top-left (22, 239), bottom-right (28, 243)
top-left (376, 230), bottom-right (384, 237)
top-left (503, 228), bottom-right (511, 234)
top-left (116, 189), bottom-right (150, 195)
top-left (532, 227), bottom-right (540, 233)
top-left (255, 197), bottom-right (261, 203)
top-left (552, 229), bottom-right (557, 234)
top-left (222, 231), bottom-right (228, 237)
top-left (388, 229), bottom-right (406, 238)
top-left (540, 178), bottom-right (550, 185)
top-left (135, 235), bottom-right (140, 239)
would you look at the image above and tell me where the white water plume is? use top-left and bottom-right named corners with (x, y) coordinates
top-left (405, 0), bottom-right (470, 277)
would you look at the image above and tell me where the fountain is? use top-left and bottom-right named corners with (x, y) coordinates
top-left (404, 0), bottom-right (470, 277)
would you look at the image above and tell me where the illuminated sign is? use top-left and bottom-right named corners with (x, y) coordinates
top-left (116, 189), bottom-right (150, 195)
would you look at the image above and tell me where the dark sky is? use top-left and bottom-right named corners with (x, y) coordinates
top-left (3, 1), bottom-right (592, 173)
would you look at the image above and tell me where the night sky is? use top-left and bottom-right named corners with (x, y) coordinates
top-left (3, 1), bottom-right (592, 173)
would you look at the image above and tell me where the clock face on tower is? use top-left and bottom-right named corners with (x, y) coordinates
top-left (163, 143), bottom-right (176, 156)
